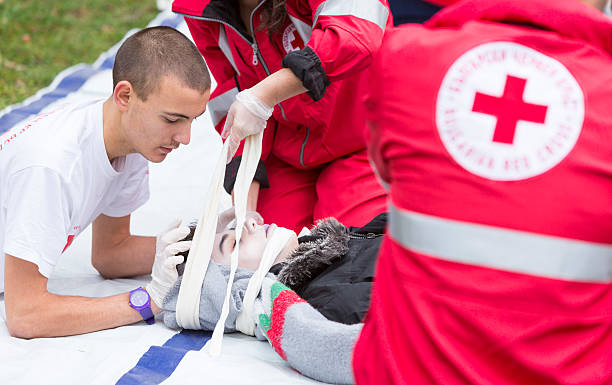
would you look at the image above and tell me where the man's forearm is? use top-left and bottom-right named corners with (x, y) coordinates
top-left (91, 214), bottom-right (156, 279)
top-left (6, 290), bottom-right (160, 338)
top-left (4, 253), bottom-right (162, 339)
top-left (92, 235), bottom-right (155, 279)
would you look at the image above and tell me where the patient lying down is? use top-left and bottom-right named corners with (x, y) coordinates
top-left (162, 211), bottom-right (385, 385)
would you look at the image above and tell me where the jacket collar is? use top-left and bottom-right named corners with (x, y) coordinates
top-left (172, 0), bottom-right (252, 37)
top-left (427, 0), bottom-right (612, 54)
top-left (172, 0), bottom-right (213, 18)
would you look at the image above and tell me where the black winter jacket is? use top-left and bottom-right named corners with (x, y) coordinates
top-left (271, 213), bottom-right (386, 325)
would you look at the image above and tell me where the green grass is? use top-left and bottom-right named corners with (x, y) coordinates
top-left (0, 0), bottom-right (158, 110)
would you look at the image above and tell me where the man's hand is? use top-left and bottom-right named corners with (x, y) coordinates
top-left (221, 89), bottom-right (273, 162)
top-left (146, 218), bottom-right (191, 308)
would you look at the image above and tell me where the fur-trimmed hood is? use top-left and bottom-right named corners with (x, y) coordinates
top-left (277, 217), bottom-right (350, 291)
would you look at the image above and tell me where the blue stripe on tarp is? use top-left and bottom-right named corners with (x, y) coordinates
top-left (159, 13), bottom-right (184, 28)
top-left (116, 330), bottom-right (212, 385)
top-left (0, 11), bottom-right (185, 135)
top-left (0, 65), bottom-right (104, 134)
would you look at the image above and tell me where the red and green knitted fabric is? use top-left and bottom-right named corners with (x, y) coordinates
top-left (257, 281), bottom-right (306, 361)
top-left (254, 278), bottom-right (360, 384)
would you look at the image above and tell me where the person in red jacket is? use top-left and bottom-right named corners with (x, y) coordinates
top-left (355, 0), bottom-right (612, 384)
top-left (172, 0), bottom-right (391, 233)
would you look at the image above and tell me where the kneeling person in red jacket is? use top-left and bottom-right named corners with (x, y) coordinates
top-left (172, 0), bottom-right (391, 233)
top-left (356, 0), bottom-right (612, 384)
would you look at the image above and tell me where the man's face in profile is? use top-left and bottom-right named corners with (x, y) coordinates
top-left (124, 75), bottom-right (210, 163)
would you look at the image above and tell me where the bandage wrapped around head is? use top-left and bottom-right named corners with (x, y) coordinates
top-left (173, 131), bottom-right (295, 356)
top-left (165, 222), bottom-right (296, 333)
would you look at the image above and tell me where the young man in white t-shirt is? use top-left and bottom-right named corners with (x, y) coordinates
top-left (0, 26), bottom-right (211, 338)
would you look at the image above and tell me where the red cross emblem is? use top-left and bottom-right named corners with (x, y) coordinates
top-left (472, 75), bottom-right (548, 145)
top-left (435, 42), bottom-right (584, 181)
top-left (289, 29), bottom-right (304, 50)
top-left (282, 25), bottom-right (304, 53)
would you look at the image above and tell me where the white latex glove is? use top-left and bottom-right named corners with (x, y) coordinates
top-left (216, 207), bottom-right (264, 233)
top-left (146, 218), bottom-right (192, 308)
top-left (221, 88), bottom-right (273, 162)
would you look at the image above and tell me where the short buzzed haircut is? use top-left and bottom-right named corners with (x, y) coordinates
top-left (113, 26), bottom-right (211, 100)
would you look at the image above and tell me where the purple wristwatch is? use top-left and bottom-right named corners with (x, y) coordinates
top-left (129, 287), bottom-right (154, 325)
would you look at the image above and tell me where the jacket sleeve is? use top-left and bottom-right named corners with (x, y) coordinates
top-left (282, 0), bottom-right (392, 100)
top-left (185, 18), bottom-right (270, 192)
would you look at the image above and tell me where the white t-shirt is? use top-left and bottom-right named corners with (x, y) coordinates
top-left (0, 100), bottom-right (150, 292)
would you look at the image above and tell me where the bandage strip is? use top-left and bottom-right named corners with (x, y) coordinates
top-left (175, 141), bottom-right (230, 330)
top-left (235, 227), bottom-right (295, 336)
top-left (176, 128), bottom-right (271, 355)
top-left (208, 132), bottom-right (262, 355)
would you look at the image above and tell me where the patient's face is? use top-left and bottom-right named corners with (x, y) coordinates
top-left (211, 218), bottom-right (297, 270)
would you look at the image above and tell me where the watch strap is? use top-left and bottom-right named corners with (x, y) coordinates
top-left (139, 307), bottom-right (155, 325)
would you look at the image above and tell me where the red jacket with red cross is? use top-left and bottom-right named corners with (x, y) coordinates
top-left (356, 0), bottom-right (612, 384)
top-left (172, 0), bottom-right (392, 185)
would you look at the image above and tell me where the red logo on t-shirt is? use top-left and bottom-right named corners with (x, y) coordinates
top-left (62, 235), bottom-right (75, 253)
top-left (0, 110), bottom-right (58, 152)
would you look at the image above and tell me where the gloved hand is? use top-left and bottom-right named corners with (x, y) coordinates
top-left (221, 88), bottom-right (273, 162)
top-left (216, 207), bottom-right (264, 233)
top-left (146, 218), bottom-right (192, 308)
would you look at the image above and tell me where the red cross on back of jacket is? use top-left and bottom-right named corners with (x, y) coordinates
top-left (355, 0), bottom-right (612, 384)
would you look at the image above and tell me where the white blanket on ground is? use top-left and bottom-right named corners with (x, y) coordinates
top-left (0, 10), bottom-right (321, 385)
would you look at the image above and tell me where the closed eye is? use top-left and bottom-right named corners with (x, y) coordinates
top-left (220, 234), bottom-right (238, 256)
top-left (163, 117), bottom-right (179, 123)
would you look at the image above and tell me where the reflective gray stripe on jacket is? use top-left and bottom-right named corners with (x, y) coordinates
top-left (288, 14), bottom-right (312, 43)
top-left (208, 87), bottom-right (238, 127)
top-left (218, 26), bottom-right (240, 75)
top-left (389, 203), bottom-right (612, 283)
top-left (313, 0), bottom-right (389, 31)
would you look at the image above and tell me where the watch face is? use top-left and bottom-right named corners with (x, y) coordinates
top-left (130, 290), bottom-right (149, 307)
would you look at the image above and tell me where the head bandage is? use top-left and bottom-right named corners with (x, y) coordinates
top-left (235, 226), bottom-right (295, 335)
top-left (175, 131), bottom-right (293, 355)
